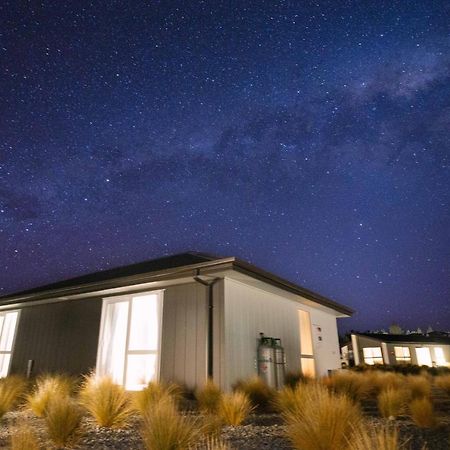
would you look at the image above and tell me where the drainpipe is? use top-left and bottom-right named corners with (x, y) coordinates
top-left (194, 270), bottom-right (221, 379)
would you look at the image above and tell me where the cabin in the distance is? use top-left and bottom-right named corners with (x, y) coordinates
top-left (0, 252), bottom-right (353, 390)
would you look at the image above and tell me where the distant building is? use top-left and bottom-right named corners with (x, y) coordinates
top-left (0, 252), bottom-right (353, 390)
top-left (342, 332), bottom-right (450, 367)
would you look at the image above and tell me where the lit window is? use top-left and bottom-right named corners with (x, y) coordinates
top-left (363, 347), bottom-right (383, 365)
top-left (434, 347), bottom-right (447, 366)
top-left (0, 310), bottom-right (19, 377)
top-left (298, 310), bottom-right (315, 376)
top-left (97, 292), bottom-right (163, 390)
top-left (394, 346), bottom-right (411, 363)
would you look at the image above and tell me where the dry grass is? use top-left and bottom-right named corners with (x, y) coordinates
top-left (232, 376), bottom-right (275, 410)
top-left (200, 435), bottom-right (231, 450)
top-left (79, 374), bottom-right (132, 428)
top-left (409, 397), bottom-right (437, 428)
top-left (377, 387), bottom-right (407, 419)
top-left (348, 423), bottom-right (407, 450)
top-left (323, 371), bottom-right (372, 401)
top-left (196, 380), bottom-right (223, 414)
top-left (274, 385), bottom-right (307, 415)
top-left (27, 374), bottom-right (74, 417)
top-left (219, 392), bottom-right (253, 426)
top-left (282, 383), bottom-right (362, 450)
top-left (44, 395), bottom-right (82, 448)
top-left (10, 425), bottom-right (41, 450)
top-left (406, 375), bottom-right (431, 399)
top-left (435, 374), bottom-right (450, 395)
top-left (0, 375), bottom-right (28, 418)
top-left (140, 396), bottom-right (203, 450)
top-left (132, 381), bottom-right (183, 414)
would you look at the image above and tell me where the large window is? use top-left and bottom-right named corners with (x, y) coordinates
top-left (298, 310), bottom-right (315, 377)
top-left (97, 291), bottom-right (163, 390)
top-left (394, 346), bottom-right (411, 363)
top-left (363, 347), bottom-right (383, 365)
top-left (0, 310), bottom-right (20, 377)
top-left (434, 347), bottom-right (447, 366)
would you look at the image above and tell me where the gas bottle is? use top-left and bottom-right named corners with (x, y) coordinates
top-left (257, 333), bottom-right (276, 388)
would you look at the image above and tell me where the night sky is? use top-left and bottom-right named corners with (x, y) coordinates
top-left (1, 1), bottom-right (449, 333)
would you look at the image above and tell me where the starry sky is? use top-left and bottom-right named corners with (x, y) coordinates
top-left (1, 1), bottom-right (449, 333)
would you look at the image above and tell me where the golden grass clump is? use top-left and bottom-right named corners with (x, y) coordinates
top-left (10, 425), bottom-right (41, 450)
top-left (232, 376), bottom-right (275, 410)
top-left (196, 379), bottom-right (223, 414)
top-left (140, 396), bottom-right (203, 450)
top-left (44, 396), bottom-right (82, 448)
top-left (219, 392), bottom-right (253, 426)
top-left (406, 375), bottom-right (431, 399)
top-left (409, 397), bottom-right (437, 428)
top-left (79, 374), bottom-right (132, 428)
top-left (377, 387), bottom-right (406, 419)
top-left (0, 375), bottom-right (28, 418)
top-left (274, 385), bottom-right (306, 415)
top-left (201, 435), bottom-right (231, 450)
top-left (348, 423), bottom-right (406, 450)
top-left (282, 383), bottom-right (363, 450)
top-left (132, 381), bottom-right (183, 414)
top-left (435, 374), bottom-right (450, 395)
top-left (27, 374), bottom-right (74, 417)
top-left (375, 372), bottom-right (405, 392)
top-left (323, 371), bottom-right (371, 401)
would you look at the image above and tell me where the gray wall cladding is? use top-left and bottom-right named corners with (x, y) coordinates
top-left (10, 298), bottom-right (102, 377)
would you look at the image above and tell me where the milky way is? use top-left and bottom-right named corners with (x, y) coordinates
top-left (1, 1), bottom-right (449, 333)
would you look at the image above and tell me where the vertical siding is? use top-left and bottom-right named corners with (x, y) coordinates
top-left (223, 278), bottom-right (341, 388)
top-left (10, 298), bottom-right (102, 376)
top-left (159, 283), bottom-right (208, 388)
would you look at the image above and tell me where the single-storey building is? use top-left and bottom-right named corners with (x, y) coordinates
top-left (0, 252), bottom-right (352, 390)
top-left (343, 332), bottom-right (450, 367)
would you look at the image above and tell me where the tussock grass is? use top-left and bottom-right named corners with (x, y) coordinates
top-left (201, 435), bottom-right (231, 450)
top-left (44, 396), bottom-right (82, 448)
top-left (348, 424), bottom-right (407, 450)
top-left (274, 385), bottom-right (306, 415)
top-left (196, 380), bottom-right (223, 414)
top-left (406, 375), bottom-right (430, 399)
top-left (435, 374), bottom-right (450, 395)
top-left (27, 374), bottom-right (74, 417)
top-left (232, 376), bottom-right (275, 410)
top-left (377, 387), bottom-right (406, 418)
top-left (10, 425), bottom-right (41, 450)
top-left (219, 392), bottom-right (253, 426)
top-left (79, 374), bottom-right (132, 428)
top-left (323, 371), bottom-right (372, 401)
top-left (132, 381), bottom-right (183, 414)
top-left (0, 375), bottom-right (27, 418)
top-left (282, 383), bottom-right (362, 450)
top-left (140, 396), bottom-right (203, 450)
top-left (376, 372), bottom-right (405, 391)
top-left (409, 397), bottom-right (437, 428)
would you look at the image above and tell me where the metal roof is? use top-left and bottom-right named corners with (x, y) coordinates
top-left (0, 251), bottom-right (354, 315)
top-left (355, 332), bottom-right (450, 345)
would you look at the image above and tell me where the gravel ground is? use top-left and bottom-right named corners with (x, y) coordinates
top-left (0, 410), bottom-right (449, 449)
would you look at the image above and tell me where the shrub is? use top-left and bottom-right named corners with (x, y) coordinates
top-left (141, 396), bottom-right (203, 450)
top-left (219, 392), bottom-right (253, 426)
top-left (44, 396), bottom-right (82, 448)
top-left (0, 375), bottom-right (28, 418)
top-left (377, 387), bottom-right (406, 419)
top-left (409, 397), bottom-right (437, 428)
top-left (27, 374), bottom-right (74, 417)
top-left (323, 371), bottom-right (371, 401)
top-left (283, 383), bottom-right (362, 450)
top-left (79, 374), bottom-right (132, 428)
top-left (232, 376), bottom-right (275, 411)
top-left (435, 374), bottom-right (450, 395)
top-left (349, 423), bottom-right (407, 450)
top-left (133, 381), bottom-right (183, 414)
top-left (10, 425), bottom-right (40, 450)
top-left (406, 375), bottom-right (430, 399)
top-left (196, 380), bottom-right (222, 414)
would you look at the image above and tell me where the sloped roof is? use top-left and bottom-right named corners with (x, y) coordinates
top-left (355, 332), bottom-right (450, 345)
top-left (0, 251), bottom-right (353, 315)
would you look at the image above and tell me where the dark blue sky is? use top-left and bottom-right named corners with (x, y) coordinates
top-left (1, 1), bottom-right (449, 333)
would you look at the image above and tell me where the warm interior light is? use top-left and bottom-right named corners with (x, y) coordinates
top-left (363, 347), bottom-right (383, 365)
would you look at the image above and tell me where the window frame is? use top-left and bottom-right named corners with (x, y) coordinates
top-left (298, 309), bottom-right (316, 377)
top-left (394, 346), bottom-right (411, 364)
top-left (363, 347), bottom-right (383, 365)
top-left (96, 290), bottom-right (164, 390)
top-left (0, 309), bottom-right (20, 378)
